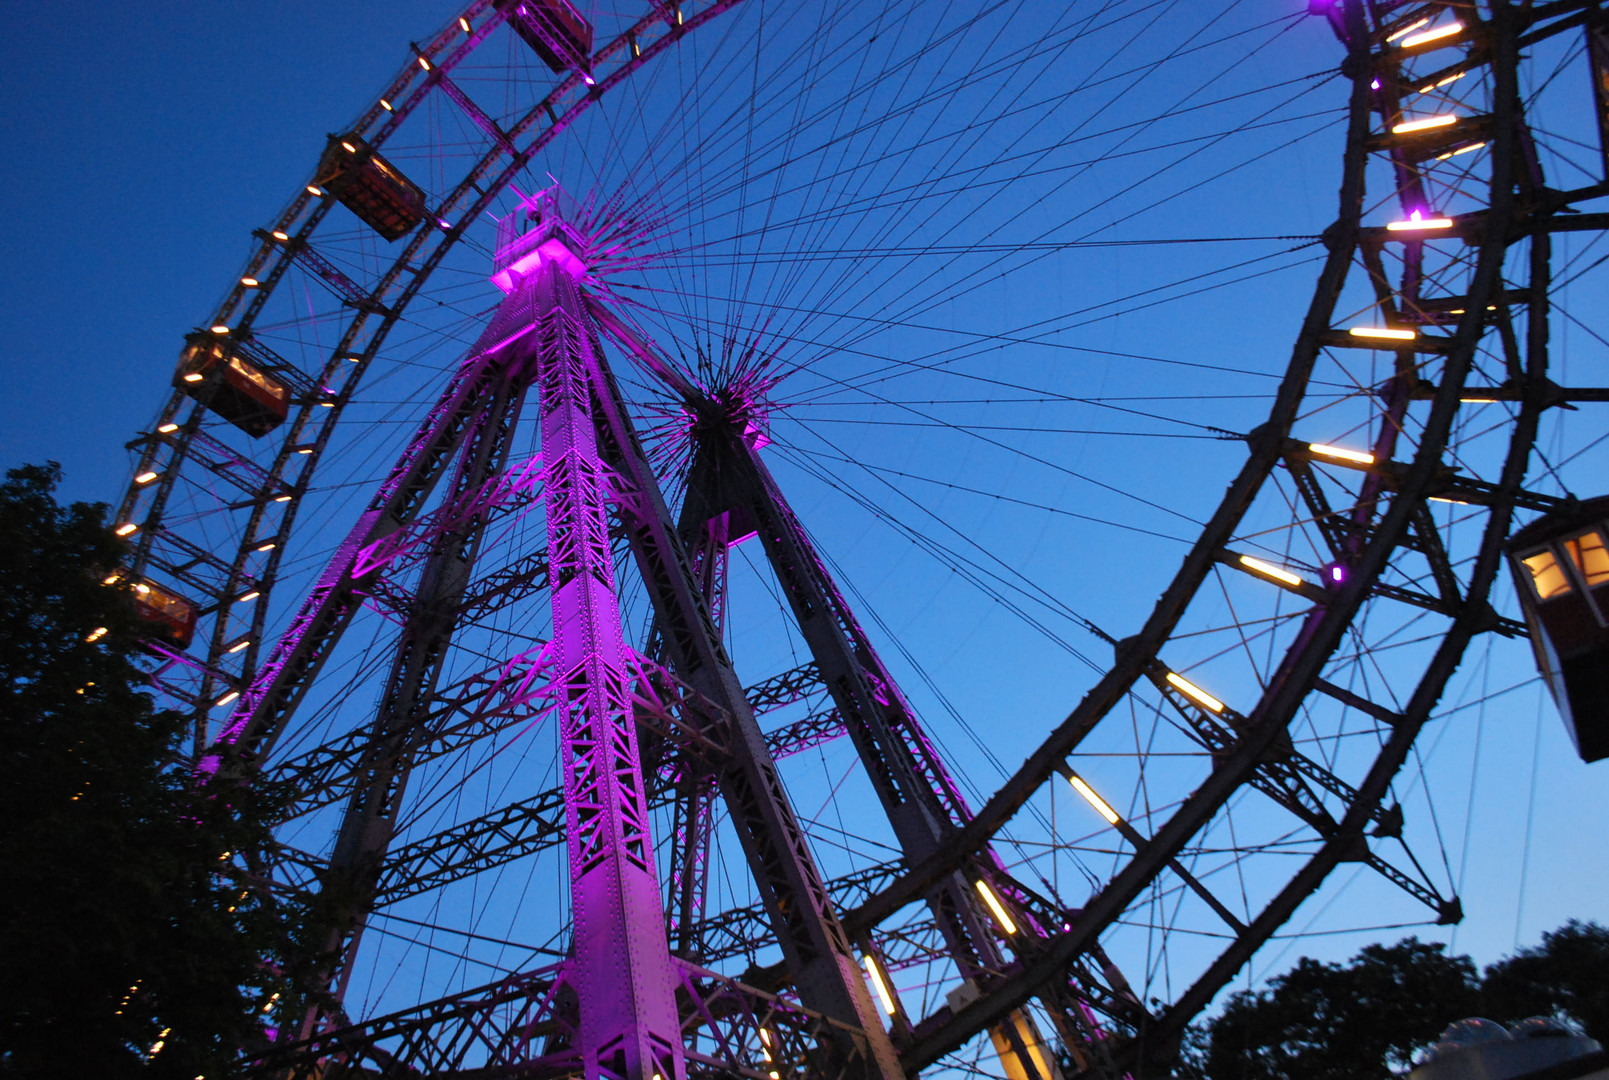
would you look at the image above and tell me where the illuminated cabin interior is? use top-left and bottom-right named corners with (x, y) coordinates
top-left (313, 134), bottom-right (427, 241)
top-left (495, 0), bottom-right (593, 74)
top-left (131, 579), bottom-right (199, 650)
top-left (1506, 495), bottom-right (1609, 763)
top-left (172, 335), bottom-right (291, 437)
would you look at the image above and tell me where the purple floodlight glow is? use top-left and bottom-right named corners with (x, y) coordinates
top-left (1371, 78), bottom-right (1381, 90)
top-left (1329, 564), bottom-right (1346, 584)
top-left (490, 235), bottom-right (588, 292)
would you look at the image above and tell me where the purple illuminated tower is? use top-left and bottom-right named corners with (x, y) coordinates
top-left (508, 216), bottom-right (684, 1080)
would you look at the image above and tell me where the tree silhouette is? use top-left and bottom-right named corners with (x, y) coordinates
top-left (1481, 921), bottom-right (1609, 1042)
top-left (0, 463), bottom-right (294, 1079)
top-left (1179, 924), bottom-right (1609, 1080)
top-left (1192, 938), bottom-right (1481, 1080)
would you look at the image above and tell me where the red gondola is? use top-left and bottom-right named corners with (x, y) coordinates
top-left (131, 579), bottom-right (199, 650)
top-left (314, 134), bottom-right (427, 241)
top-left (173, 336), bottom-right (291, 437)
top-left (496, 0), bottom-right (593, 74)
top-left (1506, 495), bottom-right (1609, 762)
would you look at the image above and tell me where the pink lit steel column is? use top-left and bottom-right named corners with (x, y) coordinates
top-left (514, 231), bottom-right (684, 1080)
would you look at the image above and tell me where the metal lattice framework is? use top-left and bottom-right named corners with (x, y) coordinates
top-left (109, 1), bottom-right (1608, 1077)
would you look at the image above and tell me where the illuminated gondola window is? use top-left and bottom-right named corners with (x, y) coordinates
top-left (1522, 550), bottom-right (1571, 599)
top-left (1565, 530), bottom-right (1609, 586)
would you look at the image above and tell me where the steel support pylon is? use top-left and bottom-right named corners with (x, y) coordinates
top-left (651, 375), bottom-right (1130, 1080)
top-left (517, 250), bottom-right (683, 1080)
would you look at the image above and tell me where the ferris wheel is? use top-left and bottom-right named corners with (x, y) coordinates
top-left (110, 0), bottom-right (1609, 1077)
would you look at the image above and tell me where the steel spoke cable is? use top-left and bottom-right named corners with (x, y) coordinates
top-left (778, 10), bottom-right (1328, 371)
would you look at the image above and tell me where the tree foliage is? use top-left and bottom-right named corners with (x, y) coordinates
top-left (1194, 939), bottom-right (1480, 1080)
top-left (1481, 920), bottom-right (1609, 1042)
top-left (0, 463), bottom-right (293, 1078)
top-left (1183, 923), bottom-right (1609, 1080)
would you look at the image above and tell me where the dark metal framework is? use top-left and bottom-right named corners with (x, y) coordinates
top-left (108, 0), bottom-right (1607, 1076)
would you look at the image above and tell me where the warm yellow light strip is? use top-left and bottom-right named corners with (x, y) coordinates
top-left (863, 954), bottom-right (899, 1015)
top-left (1436, 141), bottom-right (1486, 160)
top-left (1068, 774), bottom-right (1121, 824)
top-left (1348, 326), bottom-right (1418, 341)
top-left (1238, 554), bottom-right (1303, 588)
top-left (1385, 16), bottom-right (1429, 41)
top-left (974, 880), bottom-right (1019, 935)
top-left (1166, 671), bottom-right (1225, 713)
top-left (1401, 21), bottom-right (1462, 48)
top-left (1386, 217), bottom-right (1454, 231)
top-left (1420, 71), bottom-right (1468, 93)
top-left (1392, 114), bottom-right (1459, 134)
top-left (1308, 442), bottom-right (1377, 466)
